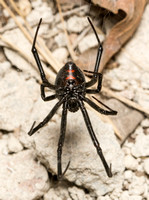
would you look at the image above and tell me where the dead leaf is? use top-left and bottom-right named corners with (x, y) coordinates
top-left (104, 99), bottom-right (144, 143)
top-left (76, 48), bottom-right (97, 71)
top-left (89, 0), bottom-right (147, 72)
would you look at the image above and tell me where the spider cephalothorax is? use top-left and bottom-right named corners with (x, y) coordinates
top-left (28, 17), bottom-right (117, 180)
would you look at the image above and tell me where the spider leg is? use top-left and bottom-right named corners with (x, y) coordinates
top-left (57, 101), bottom-right (70, 180)
top-left (32, 18), bottom-right (56, 90)
top-left (84, 71), bottom-right (103, 94)
top-left (41, 84), bottom-right (56, 101)
top-left (85, 17), bottom-right (103, 88)
top-left (28, 96), bottom-right (66, 136)
top-left (78, 99), bottom-right (112, 177)
top-left (81, 96), bottom-right (117, 115)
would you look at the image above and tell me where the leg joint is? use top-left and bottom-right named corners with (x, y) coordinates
top-left (31, 47), bottom-right (36, 53)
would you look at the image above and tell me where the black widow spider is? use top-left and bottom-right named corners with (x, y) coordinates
top-left (28, 17), bottom-right (117, 180)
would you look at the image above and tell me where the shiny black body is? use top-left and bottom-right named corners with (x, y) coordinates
top-left (55, 62), bottom-right (86, 112)
top-left (28, 17), bottom-right (117, 180)
top-left (55, 62), bottom-right (85, 87)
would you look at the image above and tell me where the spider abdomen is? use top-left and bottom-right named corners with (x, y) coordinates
top-left (55, 62), bottom-right (85, 88)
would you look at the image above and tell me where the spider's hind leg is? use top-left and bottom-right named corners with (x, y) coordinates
top-left (32, 18), bottom-right (56, 90)
top-left (85, 17), bottom-right (103, 88)
top-left (57, 101), bottom-right (70, 180)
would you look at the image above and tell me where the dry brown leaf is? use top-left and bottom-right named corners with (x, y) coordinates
top-left (91, 0), bottom-right (147, 72)
top-left (76, 48), bottom-right (97, 71)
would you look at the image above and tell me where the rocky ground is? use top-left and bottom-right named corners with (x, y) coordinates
top-left (0, 0), bottom-right (149, 200)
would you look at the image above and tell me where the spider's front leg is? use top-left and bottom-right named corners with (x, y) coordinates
top-left (32, 18), bottom-right (56, 90)
top-left (85, 17), bottom-right (103, 88)
top-left (78, 99), bottom-right (112, 177)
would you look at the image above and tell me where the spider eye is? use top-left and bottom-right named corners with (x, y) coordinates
top-left (67, 79), bottom-right (76, 85)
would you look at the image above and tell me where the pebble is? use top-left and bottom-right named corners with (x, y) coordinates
top-left (110, 188), bottom-right (122, 199)
top-left (119, 89), bottom-right (135, 100)
top-left (68, 186), bottom-right (91, 200)
top-left (143, 158), bottom-right (149, 175)
top-left (8, 133), bottom-right (23, 153)
top-left (52, 47), bottom-right (68, 63)
top-left (54, 32), bottom-right (66, 47)
top-left (119, 191), bottom-right (130, 200)
top-left (0, 61), bottom-right (11, 77)
top-left (0, 150), bottom-right (50, 200)
top-left (128, 176), bottom-right (145, 196)
top-left (67, 16), bottom-right (88, 33)
top-left (123, 147), bottom-right (131, 156)
top-left (0, 137), bottom-right (9, 155)
top-left (131, 133), bottom-right (149, 157)
top-left (129, 195), bottom-right (142, 200)
top-left (124, 170), bottom-right (133, 180)
top-left (140, 72), bottom-right (149, 89)
top-left (141, 118), bottom-right (149, 128)
top-left (123, 180), bottom-right (129, 190)
top-left (26, 2), bottom-right (53, 25)
top-left (110, 80), bottom-right (126, 91)
top-left (98, 196), bottom-right (111, 200)
top-left (124, 155), bottom-right (138, 171)
top-left (44, 186), bottom-right (93, 200)
top-left (78, 33), bottom-right (104, 53)
top-left (136, 164), bottom-right (144, 173)
top-left (134, 91), bottom-right (149, 109)
top-left (0, 70), bottom-right (39, 130)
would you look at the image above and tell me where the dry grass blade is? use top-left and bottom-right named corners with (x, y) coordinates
top-left (102, 116), bottom-right (123, 140)
top-left (72, 26), bottom-right (90, 49)
top-left (0, 34), bottom-right (35, 67)
top-left (0, 0), bottom-right (60, 73)
top-left (56, 0), bottom-right (77, 61)
top-left (102, 86), bottom-right (149, 115)
top-left (0, 34), bottom-right (55, 79)
top-left (55, 5), bottom-right (89, 23)
top-left (9, 0), bottom-right (62, 73)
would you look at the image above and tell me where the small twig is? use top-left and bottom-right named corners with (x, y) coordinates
top-left (0, 34), bottom-right (34, 65)
top-left (102, 86), bottom-right (149, 115)
top-left (11, 0), bottom-right (62, 72)
top-left (0, 0), bottom-right (60, 73)
top-left (0, 34), bottom-right (55, 79)
top-left (103, 116), bottom-right (123, 140)
top-left (56, 0), bottom-right (77, 61)
top-left (55, 5), bottom-right (89, 23)
top-left (9, 0), bottom-right (62, 73)
top-left (42, 29), bottom-right (60, 39)
top-left (72, 26), bottom-right (90, 49)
